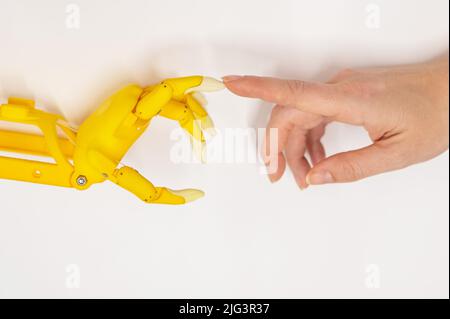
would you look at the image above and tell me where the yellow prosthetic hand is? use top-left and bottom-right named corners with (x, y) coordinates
top-left (0, 76), bottom-right (224, 205)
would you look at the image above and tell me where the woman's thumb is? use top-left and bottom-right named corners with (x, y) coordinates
top-left (306, 143), bottom-right (406, 184)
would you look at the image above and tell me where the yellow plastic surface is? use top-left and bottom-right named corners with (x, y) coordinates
top-left (0, 76), bottom-right (224, 204)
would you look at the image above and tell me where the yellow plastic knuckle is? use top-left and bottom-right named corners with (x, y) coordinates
top-left (163, 76), bottom-right (203, 99)
top-left (136, 83), bottom-right (173, 120)
top-left (113, 166), bottom-right (158, 202)
top-left (186, 94), bottom-right (208, 117)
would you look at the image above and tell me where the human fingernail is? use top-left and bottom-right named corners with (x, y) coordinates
top-left (306, 171), bottom-right (334, 185)
top-left (299, 184), bottom-right (308, 191)
top-left (222, 75), bottom-right (243, 83)
top-left (268, 174), bottom-right (276, 183)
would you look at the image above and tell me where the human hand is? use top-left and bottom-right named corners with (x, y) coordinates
top-left (223, 56), bottom-right (449, 189)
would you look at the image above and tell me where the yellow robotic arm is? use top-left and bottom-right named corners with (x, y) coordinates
top-left (0, 76), bottom-right (224, 205)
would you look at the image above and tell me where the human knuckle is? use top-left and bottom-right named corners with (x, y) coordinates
top-left (338, 68), bottom-right (357, 78)
top-left (312, 128), bottom-right (326, 142)
top-left (340, 159), bottom-right (366, 181)
top-left (285, 80), bottom-right (306, 96)
top-left (339, 79), bottom-right (382, 100)
top-left (271, 104), bottom-right (285, 116)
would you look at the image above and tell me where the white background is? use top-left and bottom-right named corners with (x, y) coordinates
top-left (0, 0), bottom-right (448, 298)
